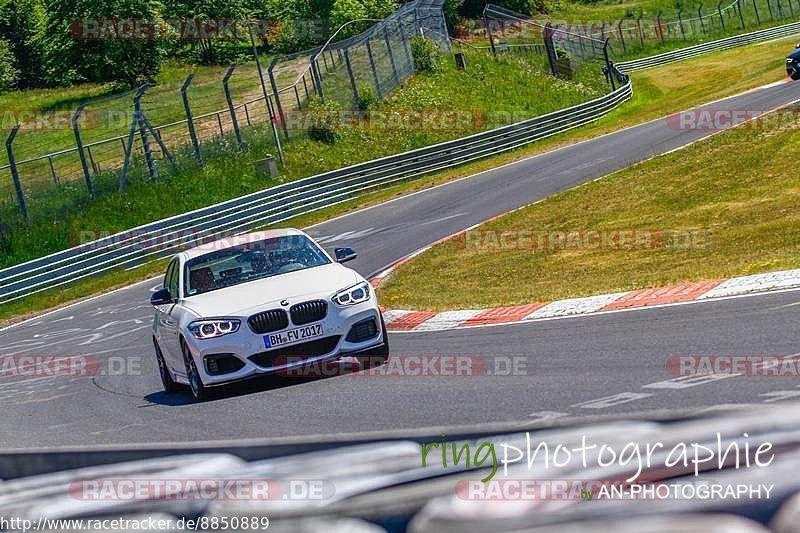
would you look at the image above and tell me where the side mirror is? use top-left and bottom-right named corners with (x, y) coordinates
top-left (150, 287), bottom-right (174, 306)
top-left (334, 247), bottom-right (358, 264)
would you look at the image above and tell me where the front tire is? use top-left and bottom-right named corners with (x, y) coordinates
top-left (181, 338), bottom-right (209, 401)
top-left (153, 338), bottom-right (180, 393)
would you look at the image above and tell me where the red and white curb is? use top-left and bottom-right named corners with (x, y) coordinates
top-left (378, 269), bottom-right (800, 332)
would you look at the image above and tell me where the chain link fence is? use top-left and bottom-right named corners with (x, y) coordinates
top-left (0, 0), bottom-right (448, 229)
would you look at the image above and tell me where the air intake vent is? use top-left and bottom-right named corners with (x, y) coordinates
top-left (248, 309), bottom-right (289, 334)
top-left (290, 300), bottom-right (328, 325)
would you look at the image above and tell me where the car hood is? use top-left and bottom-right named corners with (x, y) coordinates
top-left (181, 263), bottom-right (361, 318)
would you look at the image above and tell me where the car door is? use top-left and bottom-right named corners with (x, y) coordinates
top-left (157, 259), bottom-right (184, 373)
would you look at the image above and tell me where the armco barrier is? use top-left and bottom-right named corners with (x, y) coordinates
top-left (1, 19), bottom-right (799, 306)
top-left (616, 20), bottom-right (800, 71)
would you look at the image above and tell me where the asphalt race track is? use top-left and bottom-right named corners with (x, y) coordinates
top-left (1, 80), bottom-right (799, 448)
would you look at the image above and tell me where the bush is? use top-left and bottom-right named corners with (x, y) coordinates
top-left (410, 36), bottom-right (442, 73)
top-left (307, 97), bottom-right (342, 144)
top-left (0, 39), bottom-right (19, 90)
top-left (358, 84), bottom-right (379, 110)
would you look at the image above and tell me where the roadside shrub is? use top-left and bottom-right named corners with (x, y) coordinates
top-left (358, 84), bottom-right (379, 110)
top-left (307, 97), bottom-right (342, 144)
top-left (0, 39), bottom-right (19, 91)
top-left (410, 36), bottom-right (442, 73)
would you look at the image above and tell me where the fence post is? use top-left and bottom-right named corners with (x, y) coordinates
top-left (71, 104), bottom-right (95, 197)
top-left (247, 15), bottom-right (283, 167)
top-left (223, 66), bottom-right (244, 150)
top-left (5, 125), bottom-right (28, 223)
top-left (752, 0), bottom-right (762, 24)
top-left (717, 2), bottom-right (727, 31)
top-left (181, 75), bottom-right (203, 167)
top-left (777, 0), bottom-right (785, 18)
top-left (310, 54), bottom-right (325, 98)
top-left (603, 38), bottom-right (615, 90)
top-left (699, 5), bottom-right (707, 33)
top-left (485, 16), bottom-right (498, 58)
top-left (400, 21), bottom-right (414, 71)
top-left (135, 85), bottom-right (158, 181)
top-left (365, 38), bottom-right (383, 99)
top-left (737, 0), bottom-right (746, 26)
top-left (637, 14), bottom-right (645, 47)
top-left (267, 58), bottom-right (289, 139)
top-left (543, 23), bottom-right (558, 77)
top-left (677, 8), bottom-right (687, 39)
top-left (617, 19), bottom-right (626, 53)
top-left (383, 26), bottom-right (400, 84)
top-left (343, 48), bottom-right (360, 108)
top-left (657, 12), bottom-right (665, 42)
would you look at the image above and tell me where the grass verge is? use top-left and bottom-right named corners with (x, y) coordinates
top-left (377, 102), bottom-right (800, 311)
top-left (0, 37), bottom-right (794, 324)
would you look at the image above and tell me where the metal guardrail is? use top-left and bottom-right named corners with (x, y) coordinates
top-left (616, 20), bottom-right (800, 70)
top-left (1, 19), bottom-right (799, 306)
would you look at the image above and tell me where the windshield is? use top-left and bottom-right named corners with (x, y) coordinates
top-left (183, 235), bottom-right (330, 296)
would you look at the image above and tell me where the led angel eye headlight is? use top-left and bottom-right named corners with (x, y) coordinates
top-left (188, 320), bottom-right (241, 340)
top-left (333, 282), bottom-right (371, 307)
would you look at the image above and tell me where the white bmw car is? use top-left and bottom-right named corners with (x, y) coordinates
top-left (150, 229), bottom-right (389, 400)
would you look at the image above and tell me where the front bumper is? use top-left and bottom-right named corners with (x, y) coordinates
top-left (182, 299), bottom-right (385, 387)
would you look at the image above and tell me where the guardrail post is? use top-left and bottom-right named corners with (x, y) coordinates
top-left (5, 125), bottom-right (28, 223)
top-left (717, 2), bottom-right (727, 31)
top-left (181, 75), bottom-right (203, 167)
top-left (223, 66), bottom-right (244, 150)
top-left (71, 104), bottom-right (95, 197)
top-left (267, 58), bottom-right (290, 140)
top-left (617, 19), bottom-right (627, 53)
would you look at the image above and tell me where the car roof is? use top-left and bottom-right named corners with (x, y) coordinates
top-left (181, 228), bottom-right (307, 260)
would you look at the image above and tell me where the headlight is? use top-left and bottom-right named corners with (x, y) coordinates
top-left (332, 282), bottom-right (371, 307)
top-left (188, 319), bottom-right (241, 340)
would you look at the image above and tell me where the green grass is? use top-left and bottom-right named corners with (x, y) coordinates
top-left (0, 50), bottom-right (608, 269)
top-left (0, 36), bottom-right (793, 323)
top-left (377, 102), bottom-right (800, 311)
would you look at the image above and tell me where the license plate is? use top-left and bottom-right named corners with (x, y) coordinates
top-left (264, 324), bottom-right (323, 348)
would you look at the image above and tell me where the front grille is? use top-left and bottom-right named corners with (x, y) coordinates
top-left (290, 300), bottom-right (328, 325)
top-left (249, 336), bottom-right (341, 368)
top-left (204, 354), bottom-right (245, 375)
top-left (248, 309), bottom-right (289, 334)
top-left (346, 318), bottom-right (379, 343)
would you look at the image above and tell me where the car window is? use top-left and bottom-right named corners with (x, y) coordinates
top-left (165, 259), bottom-right (179, 298)
top-left (184, 235), bottom-right (331, 297)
